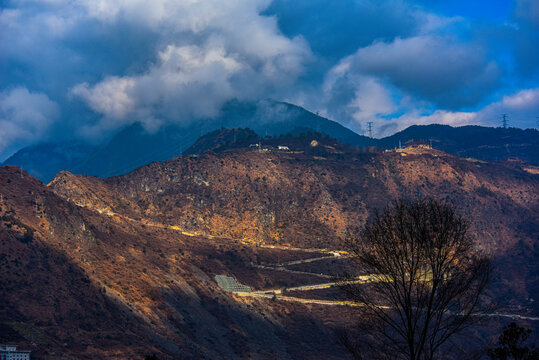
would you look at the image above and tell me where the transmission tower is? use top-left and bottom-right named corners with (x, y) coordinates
top-left (502, 114), bottom-right (508, 129)
top-left (367, 122), bottom-right (373, 138)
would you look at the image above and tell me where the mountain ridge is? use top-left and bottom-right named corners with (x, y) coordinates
top-left (5, 99), bottom-right (538, 182)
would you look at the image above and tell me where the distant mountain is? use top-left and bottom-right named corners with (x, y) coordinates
top-left (184, 128), bottom-right (261, 155)
top-left (184, 127), bottom-right (354, 156)
top-left (4, 101), bottom-right (538, 182)
top-left (2, 142), bottom-right (96, 183)
top-left (379, 124), bottom-right (539, 164)
top-left (74, 122), bottom-right (197, 178)
top-left (68, 100), bottom-right (369, 178)
top-left (216, 100), bottom-right (371, 146)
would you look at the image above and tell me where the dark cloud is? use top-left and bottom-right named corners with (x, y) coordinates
top-left (348, 35), bottom-right (501, 109)
top-left (265, 0), bottom-right (420, 60)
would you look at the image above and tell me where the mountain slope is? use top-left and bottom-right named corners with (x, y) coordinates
top-left (49, 142), bottom-right (539, 313)
top-left (77, 100), bottom-right (370, 178)
top-left (0, 167), bottom-right (165, 358)
top-left (380, 124), bottom-right (539, 164)
top-left (2, 136), bottom-right (538, 358)
top-left (3, 100), bottom-right (371, 180)
top-left (2, 143), bottom-right (96, 183)
top-left (0, 166), bottom-right (355, 359)
top-left (5, 102), bottom-right (538, 182)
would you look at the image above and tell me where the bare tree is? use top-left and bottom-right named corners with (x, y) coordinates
top-left (338, 198), bottom-right (492, 360)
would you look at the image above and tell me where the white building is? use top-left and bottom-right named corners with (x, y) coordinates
top-left (0, 345), bottom-right (31, 360)
top-left (277, 145), bottom-right (290, 151)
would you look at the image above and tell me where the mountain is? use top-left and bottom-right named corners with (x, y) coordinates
top-left (2, 100), bottom-right (370, 181)
top-left (183, 127), bottom-right (354, 156)
top-left (4, 101), bottom-right (538, 183)
top-left (183, 128), bottom-right (261, 155)
top-left (2, 136), bottom-right (538, 358)
top-left (379, 124), bottom-right (539, 165)
top-left (215, 100), bottom-right (371, 146)
top-left (73, 122), bottom-right (196, 178)
top-left (2, 143), bottom-right (96, 184)
top-left (78, 100), bottom-right (370, 178)
top-left (0, 165), bottom-right (354, 359)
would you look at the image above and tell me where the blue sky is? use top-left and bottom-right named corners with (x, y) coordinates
top-left (0, 0), bottom-right (538, 159)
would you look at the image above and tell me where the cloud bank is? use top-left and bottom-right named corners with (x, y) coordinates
top-left (0, 0), bottom-right (538, 157)
top-left (0, 87), bottom-right (59, 155)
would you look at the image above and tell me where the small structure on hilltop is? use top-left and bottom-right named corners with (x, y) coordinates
top-left (0, 345), bottom-right (31, 360)
top-left (403, 141), bottom-right (431, 150)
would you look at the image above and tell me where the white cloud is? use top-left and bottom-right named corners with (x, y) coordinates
top-left (501, 88), bottom-right (539, 110)
top-left (72, 38), bottom-right (309, 138)
top-left (300, 32), bottom-right (507, 136)
top-left (377, 110), bottom-right (477, 137)
top-left (71, 77), bottom-right (136, 121)
top-left (45, 0), bottom-right (311, 137)
top-left (0, 87), bottom-right (59, 154)
top-left (325, 73), bottom-right (397, 124)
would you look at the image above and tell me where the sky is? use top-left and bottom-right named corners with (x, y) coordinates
top-left (1, 0), bottom-right (538, 159)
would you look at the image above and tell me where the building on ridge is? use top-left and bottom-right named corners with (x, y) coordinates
top-left (403, 141), bottom-right (431, 150)
top-left (0, 345), bottom-right (31, 360)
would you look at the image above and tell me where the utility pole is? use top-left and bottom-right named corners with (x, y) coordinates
top-left (502, 114), bottom-right (508, 129)
top-left (367, 122), bottom-right (373, 138)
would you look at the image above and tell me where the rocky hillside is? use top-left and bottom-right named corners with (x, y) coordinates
top-left (50, 139), bottom-right (538, 309)
top-left (0, 166), bottom-right (355, 359)
top-left (1, 135), bottom-right (538, 358)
